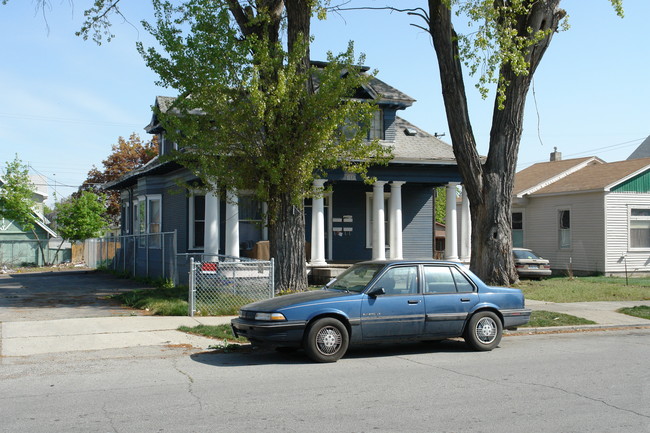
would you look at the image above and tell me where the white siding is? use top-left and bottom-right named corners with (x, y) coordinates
top-left (514, 192), bottom-right (605, 274)
top-left (604, 192), bottom-right (650, 275)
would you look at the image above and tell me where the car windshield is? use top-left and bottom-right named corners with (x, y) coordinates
top-left (325, 264), bottom-right (384, 293)
top-left (513, 250), bottom-right (540, 260)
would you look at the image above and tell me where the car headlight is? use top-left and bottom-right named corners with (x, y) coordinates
top-left (254, 312), bottom-right (286, 321)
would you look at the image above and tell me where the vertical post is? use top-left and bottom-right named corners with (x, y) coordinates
top-left (445, 183), bottom-right (459, 261)
top-left (188, 257), bottom-right (195, 316)
top-left (172, 230), bottom-right (178, 286)
top-left (225, 190), bottom-right (240, 259)
top-left (389, 181), bottom-right (405, 260)
top-left (460, 186), bottom-right (471, 263)
top-left (270, 258), bottom-right (275, 298)
top-left (310, 179), bottom-right (327, 266)
top-left (372, 181), bottom-right (387, 260)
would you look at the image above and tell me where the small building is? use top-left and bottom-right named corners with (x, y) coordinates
top-left (512, 148), bottom-right (650, 276)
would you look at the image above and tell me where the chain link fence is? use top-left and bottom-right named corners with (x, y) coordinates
top-left (85, 232), bottom-right (179, 285)
top-left (188, 255), bottom-right (274, 316)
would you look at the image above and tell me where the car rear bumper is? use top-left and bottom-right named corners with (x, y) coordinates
top-left (231, 318), bottom-right (306, 346)
top-left (501, 308), bottom-right (532, 329)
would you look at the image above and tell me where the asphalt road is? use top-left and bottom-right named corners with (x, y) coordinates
top-left (0, 270), bottom-right (151, 321)
top-left (1, 328), bottom-right (648, 433)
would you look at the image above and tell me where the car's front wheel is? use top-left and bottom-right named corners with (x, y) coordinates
top-left (464, 311), bottom-right (502, 351)
top-left (304, 317), bottom-right (349, 363)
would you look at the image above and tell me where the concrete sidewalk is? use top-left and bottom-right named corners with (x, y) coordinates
top-left (1, 300), bottom-right (649, 357)
top-left (1, 316), bottom-right (236, 357)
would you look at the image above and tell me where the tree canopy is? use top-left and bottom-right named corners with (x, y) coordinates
top-left (78, 133), bottom-right (157, 226)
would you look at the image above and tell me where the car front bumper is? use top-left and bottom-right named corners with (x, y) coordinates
top-left (231, 318), bottom-right (307, 347)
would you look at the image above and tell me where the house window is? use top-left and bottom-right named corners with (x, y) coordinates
top-left (238, 195), bottom-right (264, 252)
top-left (511, 212), bottom-right (523, 248)
top-left (148, 195), bottom-right (162, 249)
top-left (558, 209), bottom-right (571, 249)
top-left (189, 193), bottom-right (205, 250)
top-left (629, 208), bottom-right (650, 249)
top-left (367, 110), bottom-right (384, 140)
top-left (122, 201), bottom-right (131, 234)
top-left (366, 192), bottom-right (390, 249)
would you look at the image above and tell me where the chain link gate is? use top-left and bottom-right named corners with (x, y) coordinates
top-left (188, 256), bottom-right (274, 316)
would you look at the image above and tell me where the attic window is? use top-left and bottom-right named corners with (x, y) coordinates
top-left (404, 127), bottom-right (418, 136)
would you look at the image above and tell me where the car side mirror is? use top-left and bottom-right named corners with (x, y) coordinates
top-left (367, 287), bottom-right (386, 298)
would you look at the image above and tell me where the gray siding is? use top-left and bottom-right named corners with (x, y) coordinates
top-left (402, 185), bottom-right (434, 259)
top-left (513, 192), bottom-right (605, 274)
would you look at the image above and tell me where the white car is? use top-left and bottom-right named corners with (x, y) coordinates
top-left (513, 248), bottom-right (551, 279)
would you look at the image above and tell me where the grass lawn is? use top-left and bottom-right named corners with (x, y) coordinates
top-left (515, 276), bottom-right (650, 303)
top-left (617, 305), bottom-right (650, 320)
top-left (522, 310), bottom-right (595, 328)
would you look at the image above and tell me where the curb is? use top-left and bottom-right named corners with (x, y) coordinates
top-left (505, 323), bottom-right (650, 335)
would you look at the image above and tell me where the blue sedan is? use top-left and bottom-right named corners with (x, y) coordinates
top-left (231, 260), bottom-right (531, 362)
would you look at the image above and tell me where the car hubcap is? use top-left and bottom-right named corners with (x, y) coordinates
top-left (315, 326), bottom-right (342, 355)
top-left (475, 317), bottom-right (497, 344)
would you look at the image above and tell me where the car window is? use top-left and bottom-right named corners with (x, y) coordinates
top-left (451, 267), bottom-right (475, 293)
top-left (327, 264), bottom-right (383, 293)
top-left (513, 250), bottom-right (539, 260)
top-left (372, 266), bottom-right (418, 295)
top-left (423, 266), bottom-right (456, 294)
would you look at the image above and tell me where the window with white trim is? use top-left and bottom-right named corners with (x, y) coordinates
top-left (366, 192), bottom-right (390, 249)
top-left (511, 211), bottom-right (523, 248)
top-left (367, 110), bottom-right (384, 140)
top-left (147, 195), bottom-right (162, 249)
top-left (558, 209), bottom-right (571, 249)
top-left (629, 208), bottom-right (650, 249)
top-left (189, 193), bottom-right (205, 250)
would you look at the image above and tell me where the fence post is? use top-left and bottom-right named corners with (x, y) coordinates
top-left (270, 258), bottom-right (275, 298)
top-left (172, 230), bottom-right (178, 286)
top-left (188, 257), bottom-right (195, 317)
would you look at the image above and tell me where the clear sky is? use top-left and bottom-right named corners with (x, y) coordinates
top-left (1, 1), bottom-right (648, 205)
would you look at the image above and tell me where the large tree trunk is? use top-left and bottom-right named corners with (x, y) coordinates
top-left (427, 0), bottom-right (564, 285)
top-left (268, 192), bottom-right (308, 292)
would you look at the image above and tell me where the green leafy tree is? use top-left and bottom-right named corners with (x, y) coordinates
top-left (78, 133), bottom-right (157, 226)
top-left (138, 0), bottom-right (388, 291)
top-left (422, 0), bottom-right (623, 285)
top-left (52, 191), bottom-right (110, 262)
top-left (0, 155), bottom-right (49, 265)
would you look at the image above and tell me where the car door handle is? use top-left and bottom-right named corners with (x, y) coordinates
top-left (460, 298), bottom-right (471, 302)
top-left (407, 300), bottom-right (421, 305)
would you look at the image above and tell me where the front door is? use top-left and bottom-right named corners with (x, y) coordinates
top-left (361, 265), bottom-right (424, 339)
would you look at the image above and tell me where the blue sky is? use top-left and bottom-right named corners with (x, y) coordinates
top-left (1, 1), bottom-right (648, 205)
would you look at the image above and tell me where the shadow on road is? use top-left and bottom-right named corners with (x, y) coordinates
top-left (190, 339), bottom-right (475, 367)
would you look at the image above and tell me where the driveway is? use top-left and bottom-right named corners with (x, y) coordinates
top-left (0, 270), bottom-right (153, 322)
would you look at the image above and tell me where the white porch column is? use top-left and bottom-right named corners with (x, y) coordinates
top-left (389, 181), bottom-right (405, 260)
top-left (225, 190), bottom-right (240, 258)
top-left (204, 190), bottom-right (220, 257)
top-left (310, 179), bottom-right (327, 266)
top-left (460, 186), bottom-right (471, 262)
top-left (445, 183), bottom-right (459, 261)
top-left (372, 181), bottom-right (387, 260)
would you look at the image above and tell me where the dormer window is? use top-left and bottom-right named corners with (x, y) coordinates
top-left (367, 110), bottom-right (384, 140)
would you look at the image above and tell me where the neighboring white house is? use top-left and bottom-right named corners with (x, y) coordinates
top-left (512, 148), bottom-right (650, 276)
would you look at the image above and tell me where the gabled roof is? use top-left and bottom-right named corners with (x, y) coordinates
top-left (514, 156), bottom-right (650, 197)
top-left (513, 157), bottom-right (603, 197)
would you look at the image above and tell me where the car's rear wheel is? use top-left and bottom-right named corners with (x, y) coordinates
top-left (304, 318), bottom-right (349, 363)
top-left (464, 311), bottom-right (502, 351)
